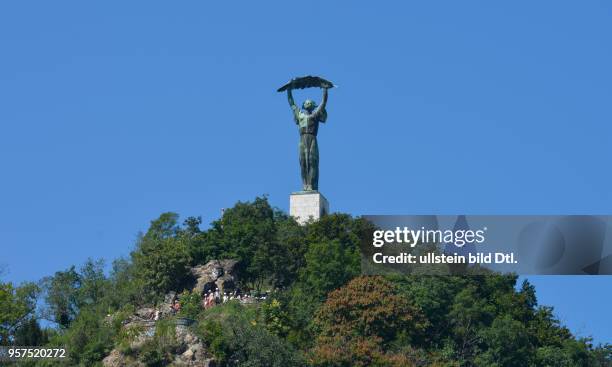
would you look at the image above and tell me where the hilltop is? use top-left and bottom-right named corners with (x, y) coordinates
top-left (1, 196), bottom-right (610, 366)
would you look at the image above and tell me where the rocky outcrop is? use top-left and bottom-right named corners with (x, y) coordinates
top-left (191, 259), bottom-right (239, 296)
top-left (102, 349), bottom-right (142, 367)
top-left (102, 320), bottom-right (215, 367)
top-left (102, 259), bottom-right (241, 367)
top-left (174, 324), bottom-right (215, 366)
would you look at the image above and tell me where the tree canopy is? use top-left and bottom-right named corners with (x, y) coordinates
top-left (2, 196), bottom-right (609, 366)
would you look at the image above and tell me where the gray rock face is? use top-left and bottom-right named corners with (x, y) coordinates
top-left (102, 349), bottom-right (143, 367)
top-left (102, 321), bottom-right (214, 367)
top-left (174, 325), bottom-right (216, 366)
top-left (191, 259), bottom-right (239, 296)
top-left (102, 259), bottom-right (240, 367)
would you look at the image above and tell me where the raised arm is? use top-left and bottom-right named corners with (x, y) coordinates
top-left (313, 88), bottom-right (328, 122)
top-left (287, 88), bottom-right (296, 108)
top-left (319, 87), bottom-right (328, 110)
top-left (287, 88), bottom-right (300, 124)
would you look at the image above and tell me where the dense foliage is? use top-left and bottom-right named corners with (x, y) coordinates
top-left (1, 196), bottom-right (609, 366)
top-left (311, 276), bottom-right (427, 366)
top-left (198, 301), bottom-right (306, 367)
top-left (0, 280), bottom-right (39, 345)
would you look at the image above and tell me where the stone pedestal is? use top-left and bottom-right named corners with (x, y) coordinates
top-left (290, 191), bottom-right (329, 225)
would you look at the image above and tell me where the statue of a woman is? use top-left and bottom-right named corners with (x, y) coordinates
top-left (286, 87), bottom-right (328, 191)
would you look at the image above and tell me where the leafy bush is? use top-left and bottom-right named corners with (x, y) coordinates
top-left (197, 302), bottom-right (306, 367)
top-left (0, 281), bottom-right (39, 345)
top-left (49, 305), bottom-right (116, 366)
top-left (262, 298), bottom-right (291, 337)
top-left (138, 318), bottom-right (179, 367)
top-left (131, 213), bottom-right (192, 300)
top-left (199, 319), bottom-right (230, 361)
top-left (178, 290), bottom-right (202, 319)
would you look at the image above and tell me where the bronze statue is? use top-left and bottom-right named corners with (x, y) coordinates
top-left (278, 76), bottom-right (335, 191)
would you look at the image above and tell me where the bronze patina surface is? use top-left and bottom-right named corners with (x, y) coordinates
top-left (279, 76), bottom-right (335, 191)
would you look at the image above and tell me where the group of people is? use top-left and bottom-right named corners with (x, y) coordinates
top-left (144, 289), bottom-right (270, 321)
top-left (202, 288), bottom-right (221, 309)
top-left (202, 288), bottom-right (270, 309)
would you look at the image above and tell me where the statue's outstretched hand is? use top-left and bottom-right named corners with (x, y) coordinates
top-left (287, 88), bottom-right (296, 108)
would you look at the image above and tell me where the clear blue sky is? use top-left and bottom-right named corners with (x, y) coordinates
top-left (0, 1), bottom-right (610, 343)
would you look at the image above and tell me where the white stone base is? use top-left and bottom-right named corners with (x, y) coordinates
top-left (289, 191), bottom-right (329, 225)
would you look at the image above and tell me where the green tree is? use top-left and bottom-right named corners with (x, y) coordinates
top-left (199, 302), bottom-right (306, 367)
top-left (271, 215), bottom-right (308, 288)
top-left (42, 259), bottom-right (109, 329)
top-left (448, 284), bottom-right (495, 362)
top-left (202, 197), bottom-right (277, 289)
top-left (590, 343), bottom-right (612, 367)
top-left (131, 212), bottom-right (192, 300)
top-left (299, 240), bottom-right (359, 301)
top-left (42, 266), bottom-right (82, 328)
top-left (13, 317), bottom-right (48, 346)
top-left (474, 315), bottom-right (531, 367)
top-left (104, 257), bottom-right (146, 309)
top-left (0, 281), bottom-right (39, 345)
top-left (52, 305), bottom-right (117, 366)
top-left (277, 214), bottom-right (373, 348)
top-left (299, 214), bottom-right (373, 300)
top-left (77, 258), bottom-right (108, 307)
top-left (262, 298), bottom-right (292, 337)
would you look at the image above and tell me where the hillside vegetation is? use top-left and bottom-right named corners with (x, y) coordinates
top-left (1, 197), bottom-right (610, 366)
